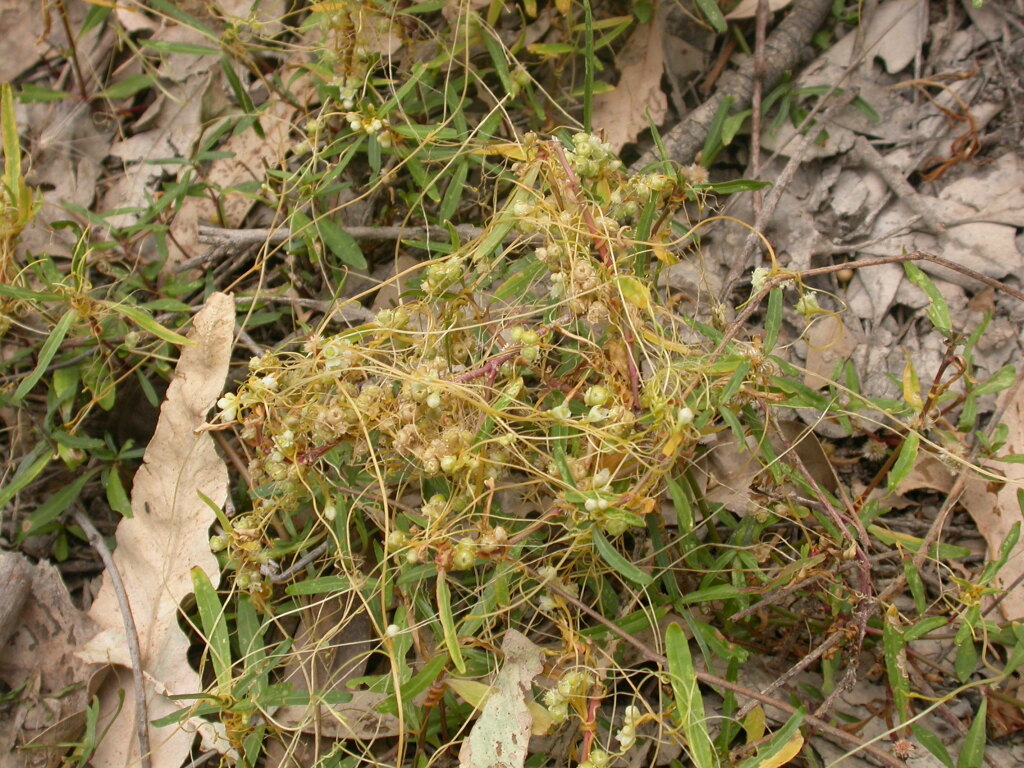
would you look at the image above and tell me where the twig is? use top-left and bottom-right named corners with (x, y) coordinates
top-left (263, 539), bottom-right (330, 583)
top-left (630, 0), bottom-right (834, 171)
top-left (72, 507), bottom-right (152, 768)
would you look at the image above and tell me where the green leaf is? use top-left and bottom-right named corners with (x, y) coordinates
top-left (377, 653), bottom-right (449, 715)
top-left (700, 96), bottom-right (733, 168)
top-left (105, 302), bottom-right (193, 346)
top-left (104, 467), bottom-right (132, 517)
top-left (98, 74), bottom-right (155, 100)
top-left (954, 636), bottom-right (977, 683)
top-left (692, 179), bottom-right (772, 195)
top-left (284, 576), bottom-right (353, 595)
top-left (591, 527), bottom-right (653, 587)
top-left (974, 364), bottom-right (1016, 397)
top-left (142, 40), bottom-right (219, 56)
top-left (763, 288), bottom-right (783, 353)
top-left (883, 608), bottom-right (911, 722)
top-left (904, 559), bottom-right (927, 613)
top-left (721, 109), bottom-right (752, 146)
top-left (494, 254), bottom-right (545, 301)
top-left (439, 158), bottom-right (469, 222)
top-left (678, 583), bottom-right (743, 605)
top-left (317, 218), bottom-right (368, 270)
top-left (956, 698), bottom-right (987, 768)
top-left (191, 567), bottom-right (233, 692)
top-left (903, 616), bottom-right (947, 642)
top-left (868, 524), bottom-right (972, 559)
top-left (912, 724), bottom-right (954, 768)
top-left (18, 469), bottom-right (97, 542)
top-left (13, 310), bottom-right (76, 403)
top-left (18, 84), bottom-right (71, 103)
top-left (694, 0), bottom-right (728, 33)
top-left (0, 444), bottom-right (52, 512)
top-left (903, 262), bottom-right (951, 335)
top-left (665, 623), bottom-right (718, 768)
top-left (437, 575), bottom-right (466, 674)
top-left (887, 433), bottom-right (919, 492)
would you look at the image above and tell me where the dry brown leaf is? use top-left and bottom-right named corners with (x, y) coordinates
top-left (0, 558), bottom-right (100, 768)
top-left (458, 630), bottom-right (543, 768)
top-left (76, 293), bottom-right (235, 768)
top-left (962, 380), bottom-right (1024, 620)
top-left (592, 18), bottom-right (667, 154)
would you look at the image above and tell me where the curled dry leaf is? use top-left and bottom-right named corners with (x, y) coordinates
top-left (76, 292), bottom-right (235, 768)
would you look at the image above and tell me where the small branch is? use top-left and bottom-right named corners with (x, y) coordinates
top-left (73, 507), bottom-right (152, 768)
top-left (263, 539), bottom-right (330, 583)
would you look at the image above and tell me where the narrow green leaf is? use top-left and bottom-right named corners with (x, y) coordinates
top-left (105, 303), bottom-right (193, 346)
top-left (439, 158), bottom-right (469, 222)
top-left (868, 524), bottom-right (972, 559)
top-left (142, 40), bottom-right (219, 56)
top-left (974, 364), bottom-right (1016, 397)
top-left (591, 527), bottom-right (653, 587)
top-left (721, 109), bottom-right (752, 146)
top-left (955, 636), bottom-right (977, 683)
top-left (903, 616), bottom-right (947, 642)
top-left (104, 467), bottom-right (132, 517)
top-left (14, 310), bottom-right (76, 403)
top-left (0, 444), bottom-right (51, 512)
top-left (912, 724), bottom-right (954, 768)
top-left (317, 218), bottom-right (368, 269)
top-left (678, 583), bottom-right (742, 605)
top-left (481, 28), bottom-right (514, 95)
top-left (18, 469), bottom-right (97, 542)
top-left (191, 567), bottom-right (233, 692)
top-left (903, 262), bottom-right (952, 335)
top-left (377, 653), bottom-right (449, 715)
top-left (284, 576), bottom-right (353, 595)
top-left (494, 254), bottom-right (545, 301)
top-left (98, 74), bottom-right (155, 100)
top-left (904, 559), bottom-right (927, 613)
top-left (437, 575), bottom-right (466, 674)
top-left (956, 698), bottom-right (987, 768)
top-left (2, 82), bottom-right (22, 188)
top-left (700, 96), bottom-right (733, 168)
top-left (762, 288), bottom-right (783, 353)
top-left (18, 84), bottom-right (71, 103)
top-left (887, 433), bottom-right (919, 492)
top-left (883, 608), bottom-right (911, 723)
top-left (665, 623), bottom-right (717, 768)
top-left (694, 0), bottom-right (727, 32)
top-left (692, 179), bottom-right (772, 195)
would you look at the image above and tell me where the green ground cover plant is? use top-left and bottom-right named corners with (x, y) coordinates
top-left (2, 3), bottom-right (1023, 768)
